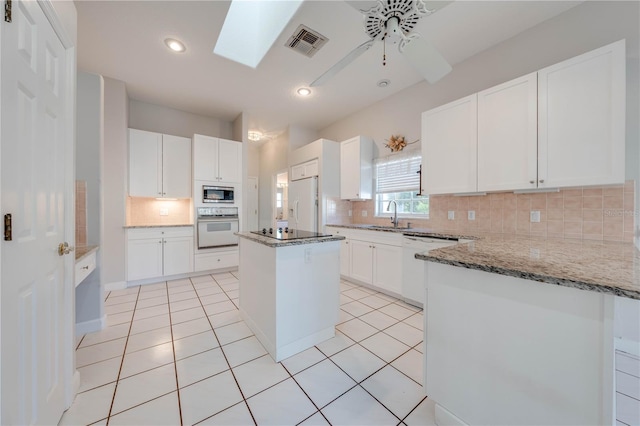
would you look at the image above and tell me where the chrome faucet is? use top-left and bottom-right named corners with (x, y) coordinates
top-left (387, 200), bottom-right (399, 228)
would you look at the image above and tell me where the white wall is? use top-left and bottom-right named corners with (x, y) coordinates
top-left (76, 72), bottom-right (104, 325)
top-left (259, 134), bottom-right (289, 229)
top-left (102, 78), bottom-right (128, 286)
top-left (129, 99), bottom-right (233, 140)
top-left (288, 125), bottom-right (319, 154)
top-left (76, 72), bottom-right (103, 244)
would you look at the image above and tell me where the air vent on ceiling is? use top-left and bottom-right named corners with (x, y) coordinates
top-left (285, 25), bottom-right (328, 58)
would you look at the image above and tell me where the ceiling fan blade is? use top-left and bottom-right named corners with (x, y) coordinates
top-left (343, 0), bottom-right (379, 13)
top-left (401, 36), bottom-right (452, 84)
top-left (310, 39), bottom-right (376, 87)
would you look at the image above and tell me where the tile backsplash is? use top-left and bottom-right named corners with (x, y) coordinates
top-left (75, 180), bottom-right (87, 246)
top-left (126, 197), bottom-right (192, 226)
top-left (327, 180), bottom-right (636, 242)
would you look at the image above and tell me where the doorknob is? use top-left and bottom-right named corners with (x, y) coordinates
top-left (58, 242), bottom-right (75, 256)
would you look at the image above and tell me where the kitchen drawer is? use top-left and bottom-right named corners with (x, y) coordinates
top-left (75, 251), bottom-right (96, 287)
top-left (195, 250), bottom-right (238, 272)
top-left (127, 226), bottom-right (193, 240)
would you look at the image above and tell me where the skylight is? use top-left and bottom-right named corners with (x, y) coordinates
top-left (213, 0), bottom-right (304, 69)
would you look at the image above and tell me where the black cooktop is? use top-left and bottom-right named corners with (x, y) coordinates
top-left (250, 228), bottom-right (331, 240)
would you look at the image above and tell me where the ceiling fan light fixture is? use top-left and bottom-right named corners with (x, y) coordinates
top-left (297, 87), bottom-right (312, 97)
top-left (377, 79), bottom-right (391, 88)
top-left (164, 38), bottom-right (186, 53)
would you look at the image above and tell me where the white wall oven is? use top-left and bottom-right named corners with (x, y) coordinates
top-left (197, 207), bottom-right (239, 249)
top-left (202, 185), bottom-right (235, 204)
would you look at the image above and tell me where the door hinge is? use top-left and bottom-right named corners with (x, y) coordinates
top-left (4, 0), bottom-right (11, 23)
top-left (4, 214), bottom-right (12, 241)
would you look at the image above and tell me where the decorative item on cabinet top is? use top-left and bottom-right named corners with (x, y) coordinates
top-left (384, 135), bottom-right (419, 152)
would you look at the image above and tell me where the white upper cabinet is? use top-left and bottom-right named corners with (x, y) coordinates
top-left (162, 134), bottom-right (192, 198)
top-left (422, 94), bottom-right (478, 195)
top-left (291, 159), bottom-right (319, 181)
top-left (538, 39), bottom-right (625, 188)
top-left (193, 134), bottom-right (242, 183)
top-left (422, 39), bottom-right (626, 195)
top-left (340, 136), bottom-right (373, 200)
top-left (477, 73), bottom-right (538, 192)
top-left (129, 129), bottom-right (191, 198)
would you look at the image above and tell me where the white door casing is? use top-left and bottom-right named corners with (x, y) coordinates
top-left (1, 0), bottom-right (76, 424)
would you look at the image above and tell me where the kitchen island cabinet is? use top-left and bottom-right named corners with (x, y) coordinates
top-left (418, 236), bottom-right (640, 425)
top-left (237, 232), bottom-right (344, 362)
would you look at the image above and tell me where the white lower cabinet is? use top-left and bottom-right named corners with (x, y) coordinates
top-left (327, 227), bottom-right (402, 296)
top-left (126, 227), bottom-right (194, 281)
top-left (194, 250), bottom-right (238, 272)
top-left (339, 239), bottom-right (350, 277)
top-left (350, 240), bottom-right (374, 283)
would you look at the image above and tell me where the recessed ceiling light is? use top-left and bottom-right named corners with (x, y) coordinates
top-left (377, 79), bottom-right (391, 88)
top-left (297, 87), bottom-right (311, 96)
top-left (165, 38), bottom-right (186, 53)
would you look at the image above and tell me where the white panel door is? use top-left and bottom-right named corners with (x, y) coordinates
top-left (538, 39), bottom-right (625, 188)
top-left (372, 243), bottom-right (403, 294)
top-left (349, 240), bottom-right (373, 284)
top-left (246, 176), bottom-right (259, 231)
top-left (477, 73), bottom-right (538, 191)
top-left (422, 94), bottom-right (478, 195)
top-left (218, 138), bottom-right (241, 183)
top-left (1, 1), bottom-right (70, 423)
top-left (193, 134), bottom-right (218, 182)
top-left (163, 237), bottom-right (194, 276)
top-left (162, 134), bottom-right (191, 198)
top-left (129, 129), bottom-right (162, 197)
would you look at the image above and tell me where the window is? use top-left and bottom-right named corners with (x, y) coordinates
top-left (374, 152), bottom-right (429, 217)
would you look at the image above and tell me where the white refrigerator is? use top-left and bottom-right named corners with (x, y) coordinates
top-left (288, 176), bottom-right (318, 232)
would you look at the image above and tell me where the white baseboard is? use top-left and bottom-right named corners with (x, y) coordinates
top-left (104, 280), bottom-right (126, 291)
top-left (435, 403), bottom-right (468, 426)
top-left (76, 315), bottom-right (106, 336)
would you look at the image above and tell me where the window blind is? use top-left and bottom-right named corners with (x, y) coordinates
top-left (375, 152), bottom-right (421, 193)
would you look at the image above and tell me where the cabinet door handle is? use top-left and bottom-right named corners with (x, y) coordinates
top-left (529, 180), bottom-right (535, 184)
top-left (81, 265), bottom-right (89, 270)
top-left (539, 179), bottom-right (545, 184)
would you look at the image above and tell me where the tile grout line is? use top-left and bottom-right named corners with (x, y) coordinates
top-left (104, 284), bottom-right (142, 425)
top-left (190, 274), bottom-right (258, 426)
top-left (164, 280), bottom-right (186, 426)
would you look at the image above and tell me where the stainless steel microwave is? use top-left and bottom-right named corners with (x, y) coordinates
top-left (202, 185), bottom-right (234, 203)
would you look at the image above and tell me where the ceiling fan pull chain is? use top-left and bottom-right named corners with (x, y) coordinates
top-left (383, 37), bottom-right (387, 66)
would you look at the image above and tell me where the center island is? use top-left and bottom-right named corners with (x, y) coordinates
top-left (236, 230), bottom-right (345, 362)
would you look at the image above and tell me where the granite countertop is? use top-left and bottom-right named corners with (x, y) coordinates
top-left (417, 235), bottom-right (640, 300)
top-left (326, 223), bottom-right (476, 240)
top-left (327, 224), bottom-right (640, 300)
top-left (236, 232), bottom-right (345, 248)
top-left (75, 245), bottom-right (99, 262)
top-left (124, 224), bottom-right (194, 229)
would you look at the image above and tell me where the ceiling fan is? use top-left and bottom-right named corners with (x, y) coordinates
top-left (310, 0), bottom-right (452, 87)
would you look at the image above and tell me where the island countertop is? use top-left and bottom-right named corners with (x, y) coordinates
top-left (236, 231), bottom-right (345, 248)
top-left (417, 234), bottom-right (640, 300)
